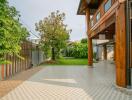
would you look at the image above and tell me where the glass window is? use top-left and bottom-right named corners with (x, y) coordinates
top-left (104, 0), bottom-right (112, 12)
top-left (96, 12), bottom-right (100, 22)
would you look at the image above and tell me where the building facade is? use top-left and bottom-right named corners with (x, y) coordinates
top-left (77, 0), bottom-right (132, 88)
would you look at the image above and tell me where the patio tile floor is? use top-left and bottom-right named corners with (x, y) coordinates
top-left (0, 61), bottom-right (132, 100)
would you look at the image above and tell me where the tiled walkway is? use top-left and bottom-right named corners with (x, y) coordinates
top-left (0, 67), bottom-right (42, 98)
top-left (1, 61), bottom-right (132, 100)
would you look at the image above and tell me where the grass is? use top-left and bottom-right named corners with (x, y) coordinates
top-left (57, 58), bottom-right (88, 65)
top-left (42, 58), bottom-right (88, 65)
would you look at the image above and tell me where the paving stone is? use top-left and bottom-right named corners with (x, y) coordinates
top-left (1, 61), bottom-right (132, 100)
top-left (0, 67), bottom-right (42, 98)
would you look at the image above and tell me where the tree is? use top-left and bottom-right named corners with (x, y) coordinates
top-left (81, 38), bottom-right (87, 44)
top-left (0, 0), bottom-right (29, 64)
top-left (35, 10), bottom-right (71, 60)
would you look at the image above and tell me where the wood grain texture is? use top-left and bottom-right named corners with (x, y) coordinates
top-left (86, 8), bottom-right (93, 66)
top-left (115, 3), bottom-right (126, 87)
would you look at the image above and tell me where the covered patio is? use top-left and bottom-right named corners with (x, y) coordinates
top-left (77, 0), bottom-right (132, 88)
top-left (1, 62), bottom-right (132, 100)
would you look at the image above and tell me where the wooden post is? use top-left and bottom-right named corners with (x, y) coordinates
top-left (103, 45), bottom-right (107, 60)
top-left (86, 8), bottom-right (93, 66)
top-left (115, 3), bottom-right (127, 87)
top-left (88, 38), bottom-right (93, 66)
top-left (1, 64), bottom-right (5, 80)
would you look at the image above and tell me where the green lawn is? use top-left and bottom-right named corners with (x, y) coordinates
top-left (57, 58), bottom-right (88, 65)
top-left (43, 58), bottom-right (88, 65)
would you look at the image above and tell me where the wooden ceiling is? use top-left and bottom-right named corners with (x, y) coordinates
top-left (77, 0), bottom-right (87, 15)
top-left (77, 0), bottom-right (102, 15)
top-left (86, 0), bottom-right (100, 9)
top-left (93, 23), bottom-right (115, 40)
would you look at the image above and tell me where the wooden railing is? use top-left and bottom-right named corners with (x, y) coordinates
top-left (89, 0), bottom-right (117, 29)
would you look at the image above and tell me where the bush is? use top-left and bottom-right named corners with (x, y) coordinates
top-left (63, 42), bottom-right (88, 58)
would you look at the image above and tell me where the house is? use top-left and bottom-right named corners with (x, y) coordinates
top-left (77, 0), bottom-right (132, 88)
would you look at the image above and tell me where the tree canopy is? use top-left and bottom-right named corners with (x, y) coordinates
top-left (81, 38), bottom-right (87, 44)
top-left (35, 10), bottom-right (71, 60)
top-left (0, 0), bottom-right (29, 64)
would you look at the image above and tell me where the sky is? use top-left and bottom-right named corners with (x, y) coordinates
top-left (8, 0), bottom-right (87, 41)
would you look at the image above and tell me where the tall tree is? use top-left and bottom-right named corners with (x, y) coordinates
top-left (0, 0), bottom-right (29, 64)
top-left (35, 10), bottom-right (71, 60)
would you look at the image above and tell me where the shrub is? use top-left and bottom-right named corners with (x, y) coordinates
top-left (63, 42), bottom-right (88, 58)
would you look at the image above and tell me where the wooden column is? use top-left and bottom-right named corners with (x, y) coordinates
top-left (86, 8), bottom-right (93, 66)
top-left (103, 45), bottom-right (107, 60)
top-left (88, 38), bottom-right (93, 66)
top-left (1, 65), bottom-right (5, 80)
top-left (115, 3), bottom-right (127, 87)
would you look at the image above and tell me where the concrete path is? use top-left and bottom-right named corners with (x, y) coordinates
top-left (1, 61), bottom-right (132, 100)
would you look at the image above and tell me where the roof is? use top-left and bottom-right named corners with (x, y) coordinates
top-left (77, 0), bottom-right (87, 15)
top-left (77, 0), bottom-right (100, 15)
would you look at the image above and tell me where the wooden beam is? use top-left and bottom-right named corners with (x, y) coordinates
top-left (88, 38), bottom-right (93, 66)
top-left (86, 8), bottom-right (93, 66)
top-left (90, 1), bottom-right (119, 32)
top-left (115, 3), bottom-right (127, 87)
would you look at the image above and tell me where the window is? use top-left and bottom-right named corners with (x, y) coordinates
top-left (104, 0), bottom-right (112, 12)
top-left (96, 12), bottom-right (100, 22)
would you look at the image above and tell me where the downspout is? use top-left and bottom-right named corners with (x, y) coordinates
top-left (126, 0), bottom-right (131, 88)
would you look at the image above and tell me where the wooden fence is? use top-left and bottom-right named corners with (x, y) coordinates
top-left (0, 41), bottom-right (32, 80)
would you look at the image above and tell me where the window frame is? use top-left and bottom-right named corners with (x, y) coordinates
top-left (104, 0), bottom-right (112, 12)
top-left (96, 12), bottom-right (101, 22)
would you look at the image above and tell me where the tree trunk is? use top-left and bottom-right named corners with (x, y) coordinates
top-left (51, 47), bottom-right (55, 60)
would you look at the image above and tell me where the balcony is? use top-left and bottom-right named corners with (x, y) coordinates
top-left (89, 0), bottom-right (118, 34)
